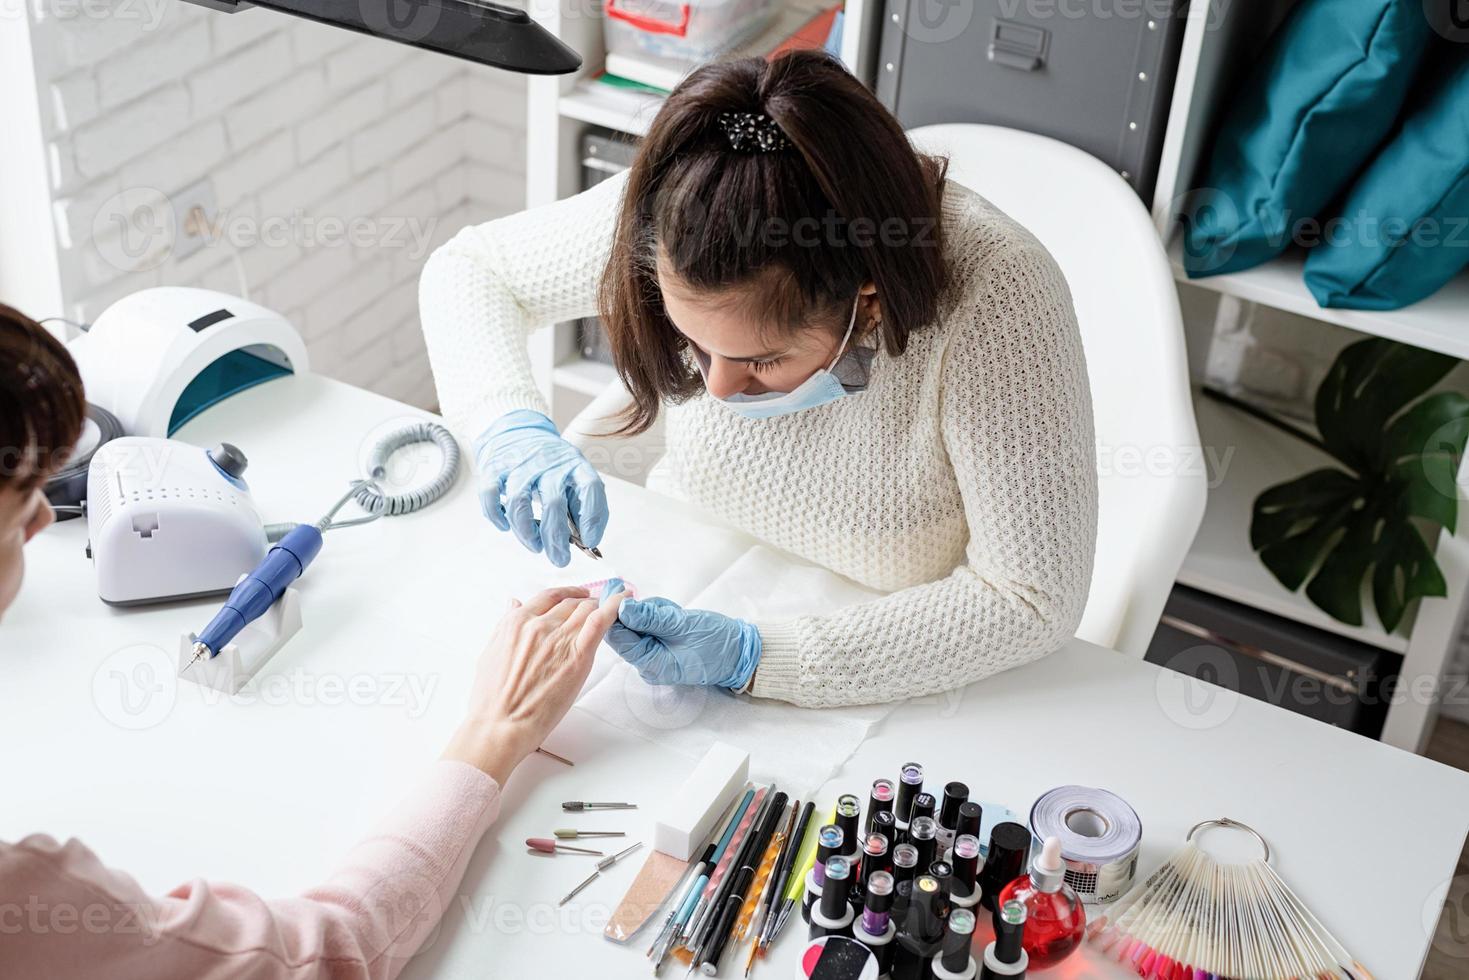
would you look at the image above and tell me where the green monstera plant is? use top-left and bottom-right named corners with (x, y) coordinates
top-left (1216, 339), bottom-right (1469, 634)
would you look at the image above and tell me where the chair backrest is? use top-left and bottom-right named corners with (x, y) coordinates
top-left (909, 124), bottom-right (1206, 657)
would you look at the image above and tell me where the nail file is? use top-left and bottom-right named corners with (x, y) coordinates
top-left (653, 741), bottom-right (750, 860)
top-left (579, 578), bottom-right (637, 599)
top-left (603, 849), bottom-right (688, 943)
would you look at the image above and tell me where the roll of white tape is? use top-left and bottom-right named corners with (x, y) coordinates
top-left (1029, 785), bottom-right (1142, 905)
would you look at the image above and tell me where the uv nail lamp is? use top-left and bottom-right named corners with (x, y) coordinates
top-left (69, 287), bottom-right (309, 439)
top-left (86, 438), bottom-right (267, 606)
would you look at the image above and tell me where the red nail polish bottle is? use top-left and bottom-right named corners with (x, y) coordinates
top-left (997, 836), bottom-right (1085, 970)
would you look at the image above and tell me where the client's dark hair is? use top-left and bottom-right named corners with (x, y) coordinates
top-left (0, 304), bottom-right (86, 491)
top-left (599, 50), bottom-right (949, 434)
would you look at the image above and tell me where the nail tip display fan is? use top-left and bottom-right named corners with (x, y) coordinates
top-left (1087, 818), bottom-right (1371, 980)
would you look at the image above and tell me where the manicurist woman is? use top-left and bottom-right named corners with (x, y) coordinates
top-left (420, 51), bottom-right (1098, 708)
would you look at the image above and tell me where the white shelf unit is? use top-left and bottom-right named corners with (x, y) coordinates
top-left (523, 0), bottom-right (1469, 752)
top-left (1168, 242), bottom-right (1469, 364)
top-left (1150, 0), bottom-right (1469, 752)
top-left (1183, 392), bottom-right (1413, 657)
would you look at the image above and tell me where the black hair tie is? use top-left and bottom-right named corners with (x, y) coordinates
top-left (716, 111), bottom-right (791, 153)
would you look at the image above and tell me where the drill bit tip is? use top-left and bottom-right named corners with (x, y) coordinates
top-left (183, 642), bottom-right (210, 671)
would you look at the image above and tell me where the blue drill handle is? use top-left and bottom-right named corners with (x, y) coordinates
top-left (195, 524), bottom-right (323, 657)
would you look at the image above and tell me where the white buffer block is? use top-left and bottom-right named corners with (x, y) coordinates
top-left (654, 741), bottom-right (750, 860)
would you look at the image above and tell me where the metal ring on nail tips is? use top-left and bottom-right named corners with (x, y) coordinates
top-left (1186, 816), bottom-right (1271, 863)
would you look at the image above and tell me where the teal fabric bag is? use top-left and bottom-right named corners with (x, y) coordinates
top-left (1304, 56), bottom-right (1469, 310)
top-left (1182, 0), bottom-right (1432, 277)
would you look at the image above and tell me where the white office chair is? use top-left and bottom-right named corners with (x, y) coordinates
top-left (911, 124), bottom-right (1205, 657)
top-left (568, 123), bottom-right (1206, 657)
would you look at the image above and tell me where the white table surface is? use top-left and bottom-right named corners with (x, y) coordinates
top-left (5, 373), bottom-right (1468, 980)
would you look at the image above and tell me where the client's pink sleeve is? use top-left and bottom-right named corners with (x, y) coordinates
top-left (0, 760), bottom-right (501, 980)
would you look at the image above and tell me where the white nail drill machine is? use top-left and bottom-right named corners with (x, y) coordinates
top-left (62, 287), bottom-right (460, 693)
top-left (66, 287), bottom-right (310, 606)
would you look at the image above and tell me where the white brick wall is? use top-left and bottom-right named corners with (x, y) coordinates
top-left (20, 0), bottom-right (528, 412)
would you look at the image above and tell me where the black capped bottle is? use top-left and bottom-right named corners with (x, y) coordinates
top-left (802, 824), bottom-right (845, 923)
top-left (979, 899), bottom-right (1028, 980)
top-left (854, 869), bottom-right (898, 975)
top-left (930, 907), bottom-right (978, 980)
top-left (810, 856), bottom-right (857, 939)
top-left (890, 874), bottom-right (946, 980)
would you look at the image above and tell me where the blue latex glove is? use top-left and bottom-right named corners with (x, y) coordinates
top-left (600, 580), bottom-right (761, 690)
top-left (473, 410), bottom-right (607, 568)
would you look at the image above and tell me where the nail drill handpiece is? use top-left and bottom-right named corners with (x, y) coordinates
top-left (185, 524), bottom-right (323, 668)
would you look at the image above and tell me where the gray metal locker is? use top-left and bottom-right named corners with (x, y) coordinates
top-left (876, 0), bottom-right (1189, 201)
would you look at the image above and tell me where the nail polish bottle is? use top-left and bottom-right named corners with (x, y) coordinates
top-left (937, 782), bottom-right (969, 857)
top-left (996, 836), bottom-right (1085, 970)
top-left (911, 793), bottom-right (938, 839)
top-left (836, 794), bottom-right (863, 862)
top-left (890, 842), bottom-right (920, 920)
top-left (909, 816), bottom-right (939, 876)
top-left (955, 801), bottom-right (982, 851)
top-left (930, 907), bottom-right (978, 980)
top-left (949, 834), bottom-right (983, 913)
top-left (855, 831), bottom-right (892, 911)
top-left (803, 825), bottom-right (845, 923)
top-left (873, 808), bottom-right (898, 845)
top-left (926, 859), bottom-right (953, 925)
top-left (854, 869), bottom-right (898, 976)
top-left (891, 874), bottom-right (946, 980)
top-left (980, 822), bottom-right (1030, 913)
top-left (868, 778), bottom-right (897, 834)
top-left (979, 900), bottom-right (1028, 980)
top-left (810, 856), bottom-right (857, 940)
top-left (894, 763), bottom-right (924, 842)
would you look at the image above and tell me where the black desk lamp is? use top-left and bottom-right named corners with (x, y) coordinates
top-left (184, 0), bottom-right (581, 74)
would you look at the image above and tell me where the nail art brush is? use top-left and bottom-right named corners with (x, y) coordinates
top-left (682, 787), bottom-right (767, 947)
top-left (698, 791), bottom-right (788, 975)
top-left (759, 800), bottom-right (812, 951)
top-left (651, 792), bottom-right (751, 968)
top-left (688, 786), bottom-right (774, 956)
top-left (689, 788), bottom-right (778, 966)
top-left (748, 802), bottom-right (796, 941)
top-left (740, 804), bottom-right (794, 976)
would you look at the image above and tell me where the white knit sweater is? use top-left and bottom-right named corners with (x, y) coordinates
top-left (419, 171), bottom-right (1097, 708)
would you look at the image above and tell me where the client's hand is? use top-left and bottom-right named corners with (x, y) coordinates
top-left (599, 580), bottom-right (761, 691)
top-left (443, 586), bottom-right (620, 784)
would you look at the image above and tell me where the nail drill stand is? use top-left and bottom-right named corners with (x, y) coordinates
top-left (177, 582), bottom-right (303, 695)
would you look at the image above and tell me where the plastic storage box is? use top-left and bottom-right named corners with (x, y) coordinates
top-left (603, 0), bottom-right (776, 64)
top-left (1145, 585), bottom-right (1397, 738)
top-left (875, 0), bottom-right (1188, 201)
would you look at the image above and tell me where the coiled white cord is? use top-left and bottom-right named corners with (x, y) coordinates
top-left (351, 421), bottom-right (462, 518)
top-left (265, 421), bottom-right (462, 542)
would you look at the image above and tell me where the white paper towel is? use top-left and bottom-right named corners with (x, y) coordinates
top-left (575, 545), bottom-right (894, 797)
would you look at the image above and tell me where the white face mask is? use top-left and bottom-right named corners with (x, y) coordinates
top-left (696, 293), bottom-right (862, 421)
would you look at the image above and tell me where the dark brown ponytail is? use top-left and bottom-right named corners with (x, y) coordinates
top-left (599, 50), bottom-right (949, 434)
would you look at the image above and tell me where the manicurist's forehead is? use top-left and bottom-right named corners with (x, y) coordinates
top-left (654, 254), bottom-right (815, 362)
